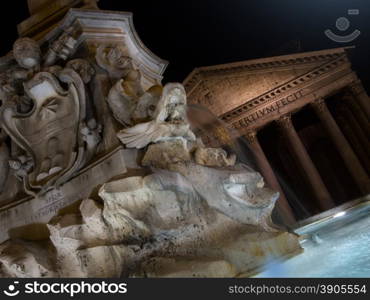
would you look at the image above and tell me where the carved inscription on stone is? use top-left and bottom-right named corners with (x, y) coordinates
top-left (232, 90), bottom-right (304, 127)
top-left (0, 147), bottom-right (133, 243)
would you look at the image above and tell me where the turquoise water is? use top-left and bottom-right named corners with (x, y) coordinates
top-left (257, 202), bottom-right (370, 277)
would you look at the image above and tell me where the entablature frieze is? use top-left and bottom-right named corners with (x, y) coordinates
top-left (226, 69), bottom-right (357, 136)
top-left (220, 54), bottom-right (349, 122)
top-left (184, 49), bottom-right (350, 95)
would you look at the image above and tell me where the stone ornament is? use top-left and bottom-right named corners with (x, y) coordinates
top-left (44, 29), bottom-right (78, 67)
top-left (66, 59), bottom-right (95, 84)
top-left (117, 83), bottom-right (196, 149)
top-left (13, 38), bottom-right (41, 70)
top-left (244, 130), bottom-right (257, 145)
top-left (0, 35), bottom-right (101, 196)
top-left (194, 147), bottom-right (236, 167)
top-left (311, 98), bottom-right (327, 114)
top-left (106, 70), bottom-right (144, 126)
top-left (96, 44), bottom-right (133, 80)
top-left (276, 114), bottom-right (293, 130)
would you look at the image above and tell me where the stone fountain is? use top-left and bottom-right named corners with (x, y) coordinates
top-left (0, 2), bottom-right (301, 277)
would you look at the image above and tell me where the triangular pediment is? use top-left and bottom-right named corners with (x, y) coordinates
top-left (184, 48), bottom-right (350, 116)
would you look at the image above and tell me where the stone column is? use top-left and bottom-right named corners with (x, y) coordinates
top-left (244, 130), bottom-right (296, 225)
top-left (336, 103), bottom-right (370, 172)
top-left (311, 98), bottom-right (370, 195)
top-left (349, 80), bottom-right (370, 119)
top-left (337, 115), bottom-right (370, 173)
top-left (342, 91), bottom-right (370, 138)
top-left (276, 114), bottom-right (334, 210)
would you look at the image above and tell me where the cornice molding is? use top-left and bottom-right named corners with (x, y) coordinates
top-left (41, 9), bottom-right (169, 83)
top-left (184, 48), bottom-right (351, 94)
top-left (220, 54), bottom-right (348, 123)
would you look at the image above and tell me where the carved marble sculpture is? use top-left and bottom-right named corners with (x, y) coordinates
top-left (96, 44), bottom-right (134, 80)
top-left (0, 35), bottom-right (99, 196)
top-left (0, 8), bottom-right (300, 278)
top-left (117, 83), bottom-right (196, 148)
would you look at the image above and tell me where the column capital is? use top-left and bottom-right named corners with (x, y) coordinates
top-left (276, 114), bottom-right (293, 129)
top-left (341, 90), bottom-right (354, 102)
top-left (348, 80), bottom-right (370, 118)
top-left (244, 130), bottom-right (258, 144)
top-left (311, 98), bottom-right (328, 115)
top-left (348, 80), bottom-right (365, 96)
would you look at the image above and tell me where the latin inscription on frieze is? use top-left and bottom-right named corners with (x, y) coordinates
top-left (241, 90), bottom-right (304, 125)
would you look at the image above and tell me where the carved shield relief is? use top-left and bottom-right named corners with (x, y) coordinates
top-left (1, 70), bottom-right (86, 194)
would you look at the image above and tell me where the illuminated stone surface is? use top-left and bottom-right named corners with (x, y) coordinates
top-left (0, 4), bottom-right (301, 277)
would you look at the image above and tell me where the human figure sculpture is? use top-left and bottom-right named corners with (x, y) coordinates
top-left (117, 83), bottom-right (196, 148)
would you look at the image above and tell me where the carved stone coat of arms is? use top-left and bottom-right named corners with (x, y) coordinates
top-left (0, 35), bottom-right (93, 196)
top-left (1, 70), bottom-right (86, 193)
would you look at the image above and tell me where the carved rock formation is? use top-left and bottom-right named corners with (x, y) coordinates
top-left (0, 162), bottom-right (301, 277)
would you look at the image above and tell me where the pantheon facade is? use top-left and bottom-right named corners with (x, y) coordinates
top-left (184, 48), bottom-right (370, 223)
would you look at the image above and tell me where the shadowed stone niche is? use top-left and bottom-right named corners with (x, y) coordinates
top-left (0, 3), bottom-right (301, 278)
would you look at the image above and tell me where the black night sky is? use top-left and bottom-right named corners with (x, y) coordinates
top-left (1, 0), bottom-right (370, 87)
